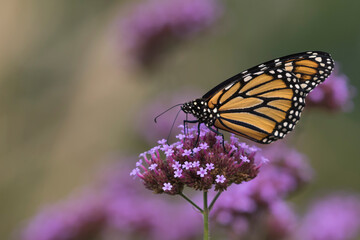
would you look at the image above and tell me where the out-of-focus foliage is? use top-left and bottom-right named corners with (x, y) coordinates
top-left (1, 0), bottom-right (360, 239)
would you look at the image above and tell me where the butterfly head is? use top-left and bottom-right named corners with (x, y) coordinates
top-left (181, 99), bottom-right (217, 126)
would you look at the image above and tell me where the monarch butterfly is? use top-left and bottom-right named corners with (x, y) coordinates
top-left (180, 51), bottom-right (334, 144)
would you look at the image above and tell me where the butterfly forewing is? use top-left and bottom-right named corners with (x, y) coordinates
top-left (211, 69), bottom-right (305, 143)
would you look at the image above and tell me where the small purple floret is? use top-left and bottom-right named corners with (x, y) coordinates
top-left (176, 134), bottom-right (186, 140)
top-left (182, 149), bottom-right (192, 157)
top-left (238, 142), bottom-right (249, 150)
top-left (165, 148), bottom-right (174, 157)
top-left (149, 164), bottom-right (158, 171)
top-left (130, 168), bottom-right (140, 176)
top-left (162, 183), bottom-right (173, 191)
top-left (161, 144), bottom-right (172, 152)
top-left (157, 139), bottom-right (167, 145)
top-left (172, 161), bottom-right (182, 170)
top-left (206, 163), bottom-right (215, 171)
top-left (136, 159), bottom-right (143, 167)
top-left (182, 161), bottom-right (192, 170)
top-left (192, 161), bottom-right (200, 168)
top-left (215, 135), bottom-right (223, 142)
top-left (174, 169), bottom-right (183, 178)
top-left (139, 152), bottom-right (147, 158)
top-left (261, 156), bottom-right (269, 164)
top-left (193, 147), bottom-right (201, 153)
top-left (197, 167), bottom-right (208, 177)
top-left (199, 142), bottom-right (209, 150)
top-left (216, 175), bottom-right (226, 183)
top-left (176, 143), bottom-right (184, 149)
top-left (240, 155), bottom-right (250, 163)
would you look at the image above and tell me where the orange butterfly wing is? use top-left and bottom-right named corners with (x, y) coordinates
top-left (192, 51), bottom-right (334, 144)
top-left (208, 69), bottom-right (304, 143)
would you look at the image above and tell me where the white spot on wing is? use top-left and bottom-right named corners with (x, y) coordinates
top-left (244, 75), bottom-right (252, 82)
top-left (225, 83), bottom-right (234, 90)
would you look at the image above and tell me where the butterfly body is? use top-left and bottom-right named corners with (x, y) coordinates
top-left (181, 51), bottom-right (334, 144)
top-left (181, 99), bottom-right (218, 127)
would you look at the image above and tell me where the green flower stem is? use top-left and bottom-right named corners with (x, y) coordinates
top-left (180, 191), bottom-right (222, 240)
top-left (203, 191), bottom-right (209, 240)
top-left (209, 191), bottom-right (222, 211)
top-left (180, 192), bottom-right (203, 213)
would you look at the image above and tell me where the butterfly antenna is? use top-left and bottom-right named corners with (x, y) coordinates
top-left (166, 108), bottom-right (182, 143)
top-left (154, 103), bottom-right (183, 123)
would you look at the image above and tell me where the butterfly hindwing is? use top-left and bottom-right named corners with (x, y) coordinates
top-left (203, 51), bottom-right (334, 100)
top-left (211, 69), bottom-right (305, 143)
top-left (279, 52), bottom-right (334, 93)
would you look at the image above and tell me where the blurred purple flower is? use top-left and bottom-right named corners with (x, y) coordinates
top-left (19, 189), bottom-right (106, 240)
top-left (265, 200), bottom-right (297, 239)
top-left (120, 0), bottom-right (222, 67)
top-left (212, 143), bottom-right (311, 237)
top-left (256, 142), bottom-right (313, 202)
top-left (229, 142), bottom-right (313, 206)
top-left (105, 183), bottom-right (202, 240)
top-left (307, 64), bottom-right (356, 111)
top-left (135, 89), bottom-right (200, 145)
top-left (296, 193), bottom-right (360, 240)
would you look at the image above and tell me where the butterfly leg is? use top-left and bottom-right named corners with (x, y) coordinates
top-left (207, 127), bottom-right (226, 152)
top-left (184, 113), bottom-right (188, 135)
top-left (193, 122), bottom-right (201, 148)
top-left (183, 119), bottom-right (198, 136)
top-left (183, 120), bottom-right (200, 150)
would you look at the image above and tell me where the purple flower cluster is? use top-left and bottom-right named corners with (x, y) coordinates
top-left (265, 200), bottom-right (297, 239)
top-left (212, 143), bottom-right (311, 238)
top-left (120, 0), bottom-right (221, 66)
top-left (254, 142), bottom-right (313, 202)
top-left (297, 193), bottom-right (360, 240)
top-left (307, 64), bottom-right (355, 111)
top-left (132, 125), bottom-right (263, 194)
top-left (18, 162), bottom-right (202, 240)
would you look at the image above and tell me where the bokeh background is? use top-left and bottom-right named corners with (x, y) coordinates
top-left (1, 0), bottom-right (360, 239)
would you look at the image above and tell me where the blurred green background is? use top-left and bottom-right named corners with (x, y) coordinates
top-left (1, 0), bottom-right (359, 239)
